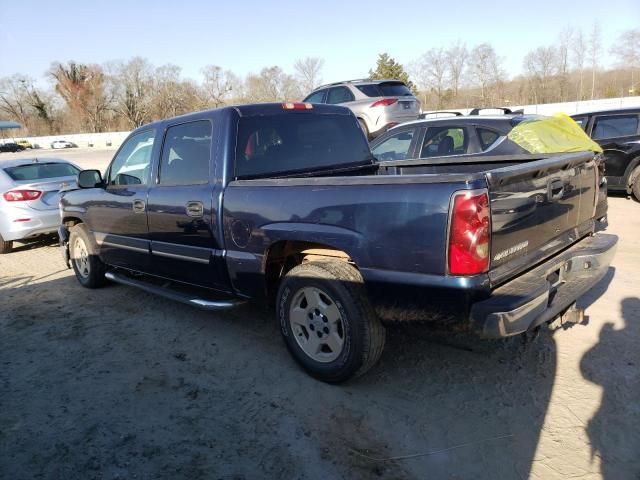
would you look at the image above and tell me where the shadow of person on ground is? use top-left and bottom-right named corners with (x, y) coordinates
top-left (580, 297), bottom-right (640, 478)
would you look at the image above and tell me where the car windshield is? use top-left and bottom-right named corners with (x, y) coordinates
top-left (3, 162), bottom-right (80, 181)
top-left (235, 113), bottom-right (373, 178)
top-left (378, 82), bottom-right (412, 97)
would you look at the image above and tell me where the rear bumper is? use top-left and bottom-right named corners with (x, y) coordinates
top-left (471, 233), bottom-right (618, 337)
top-left (0, 209), bottom-right (60, 241)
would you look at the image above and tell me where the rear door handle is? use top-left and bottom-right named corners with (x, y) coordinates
top-left (132, 199), bottom-right (146, 213)
top-left (186, 201), bottom-right (204, 218)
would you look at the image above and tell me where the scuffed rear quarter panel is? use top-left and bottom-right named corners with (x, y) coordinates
top-left (222, 176), bottom-right (479, 298)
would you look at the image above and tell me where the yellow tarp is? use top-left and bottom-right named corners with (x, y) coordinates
top-left (507, 113), bottom-right (603, 154)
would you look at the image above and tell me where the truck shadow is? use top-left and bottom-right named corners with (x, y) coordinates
top-left (580, 296), bottom-right (640, 478)
top-left (0, 264), bottom-right (617, 480)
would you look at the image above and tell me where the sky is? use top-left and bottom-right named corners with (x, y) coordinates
top-left (0, 0), bottom-right (638, 87)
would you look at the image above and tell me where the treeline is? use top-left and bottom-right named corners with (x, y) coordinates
top-left (1, 26), bottom-right (638, 136)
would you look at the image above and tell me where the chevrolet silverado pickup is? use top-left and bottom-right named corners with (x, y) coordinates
top-left (58, 103), bottom-right (618, 382)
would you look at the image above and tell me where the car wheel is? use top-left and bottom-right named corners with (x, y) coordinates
top-left (358, 119), bottom-right (370, 140)
top-left (0, 233), bottom-right (13, 254)
top-left (631, 166), bottom-right (640, 202)
top-left (69, 224), bottom-right (106, 288)
top-left (277, 260), bottom-right (385, 383)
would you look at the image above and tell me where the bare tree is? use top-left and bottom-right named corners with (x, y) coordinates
top-left (245, 66), bottom-right (300, 102)
top-left (572, 28), bottom-right (587, 100)
top-left (523, 46), bottom-right (558, 103)
top-left (413, 48), bottom-right (449, 108)
top-left (469, 43), bottom-right (504, 105)
top-left (49, 61), bottom-right (109, 132)
top-left (0, 75), bottom-right (32, 130)
top-left (294, 57), bottom-right (325, 93)
top-left (107, 57), bottom-right (153, 129)
top-left (610, 28), bottom-right (640, 95)
top-left (588, 23), bottom-right (602, 99)
top-left (446, 40), bottom-right (468, 98)
top-left (201, 65), bottom-right (239, 107)
top-left (556, 27), bottom-right (572, 101)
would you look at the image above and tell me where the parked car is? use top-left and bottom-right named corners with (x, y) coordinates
top-left (0, 142), bottom-right (26, 153)
top-left (571, 108), bottom-right (640, 200)
top-left (15, 139), bottom-right (33, 149)
top-left (0, 158), bottom-right (80, 253)
top-left (51, 140), bottom-right (74, 149)
top-left (370, 110), bottom-right (609, 223)
top-left (302, 79), bottom-right (420, 139)
top-left (59, 103), bottom-right (617, 382)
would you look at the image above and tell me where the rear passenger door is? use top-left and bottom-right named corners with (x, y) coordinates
top-left (146, 120), bottom-right (229, 291)
top-left (588, 113), bottom-right (640, 181)
top-left (418, 125), bottom-right (471, 159)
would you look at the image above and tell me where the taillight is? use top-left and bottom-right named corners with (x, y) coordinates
top-left (282, 102), bottom-right (313, 110)
top-left (3, 189), bottom-right (42, 202)
top-left (448, 190), bottom-right (490, 275)
top-left (370, 98), bottom-right (398, 108)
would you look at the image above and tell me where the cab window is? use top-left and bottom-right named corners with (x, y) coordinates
top-left (592, 114), bottom-right (639, 140)
top-left (372, 130), bottom-right (415, 161)
top-left (477, 128), bottom-right (500, 151)
top-left (420, 127), bottom-right (468, 157)
top-left (303, 89), bottom-right (326, 103)
top-left (326, 87), bottom-right (355, 104)
top-left (107, 130), bottom-right (155, 186)
top-left (159, 120), bottom-right (212, 186)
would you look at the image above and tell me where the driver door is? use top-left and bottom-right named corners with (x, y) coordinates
top-left (86, 129), bottom-right (157, 272)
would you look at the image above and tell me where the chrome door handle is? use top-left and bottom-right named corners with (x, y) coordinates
top-left (186, 201), bottom-right (204, 218)
top-left (132, 199), bottom-right (146, 213)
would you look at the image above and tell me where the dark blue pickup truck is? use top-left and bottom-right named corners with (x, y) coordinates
top-left (59, 103), bottom-right (618, 382)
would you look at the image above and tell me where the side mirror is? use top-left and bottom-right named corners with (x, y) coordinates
top-left (78, 169), bottom-right (103, 188)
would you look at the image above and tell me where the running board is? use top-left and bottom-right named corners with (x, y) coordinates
top-left (105, 271), bottom-right (245, 311)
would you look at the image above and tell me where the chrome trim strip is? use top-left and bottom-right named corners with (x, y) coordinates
top-left (152, 249), bottom-right (210, 264)
top-left (101, 241), bottom-right (149, 254)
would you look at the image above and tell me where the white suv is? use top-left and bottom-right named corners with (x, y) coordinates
top-left (303, 79), bottom-right (420, 139)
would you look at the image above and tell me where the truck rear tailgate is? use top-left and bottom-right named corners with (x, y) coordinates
top-left (486, 152), bottom-right (598, 286)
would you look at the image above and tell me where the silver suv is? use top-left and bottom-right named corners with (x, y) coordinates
top-left (302, 79), bottom-right (421, 139)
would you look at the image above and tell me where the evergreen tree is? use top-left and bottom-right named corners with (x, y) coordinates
top-left (368, 53), bottom-right (416, 93)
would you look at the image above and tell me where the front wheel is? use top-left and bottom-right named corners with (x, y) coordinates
top-left (69, 224), bottom-right (106, 288)
top-left (0, 233), bottom-right (13, 254)
top-left (631, 166), bottom-right (640, 202)
top-left (277, 260), bottom-right (385, 383)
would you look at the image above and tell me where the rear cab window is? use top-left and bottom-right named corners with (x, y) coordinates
top-left (3, 162), bottom-right (80, 181)
top-left (591, 114), bottom-right (640, 139)
top-left (235, 113), bottom-right (372, 178)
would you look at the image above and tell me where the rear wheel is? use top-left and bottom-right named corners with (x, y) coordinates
top-left (69, 224), bottom-right (106, 288)
top-left (358, 119), bottom-right (370, 140)
top-left (630, 166), bottom-right (640, 202)
top-left (0, 233), bottom-right (13, 254)
top-left (277, 260), bottom-right (385, 383)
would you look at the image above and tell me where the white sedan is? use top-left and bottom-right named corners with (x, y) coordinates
top-left (50, 140), bottom-right (74, 149)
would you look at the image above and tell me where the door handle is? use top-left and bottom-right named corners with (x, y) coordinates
top-left (132, 199), bottom-right (146, 213)
top-left (186, 201), bottom-right (204, 218)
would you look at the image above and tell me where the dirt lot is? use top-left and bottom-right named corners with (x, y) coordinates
top-left (1, 149), bottom-right (639, 479)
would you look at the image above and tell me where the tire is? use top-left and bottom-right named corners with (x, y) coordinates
top-left (277, 260), bottom-right (385, 383)
top-left (69, 224), bottom-right (106, 288)
top-left (631, 166), bottom-right (640, 202)
top-left (358, 119), bottom-right (370, 140)
top-left (0, 233), bottom-right (13, 254)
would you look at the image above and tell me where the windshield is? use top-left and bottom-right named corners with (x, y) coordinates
top-left (235, 113), bottom-right (373, 178)
top-left (3, 162), bottom-right (80, 181)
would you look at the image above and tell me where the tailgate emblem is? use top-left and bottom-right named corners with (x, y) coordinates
top-left (494, 240), bottom-right (529, 262)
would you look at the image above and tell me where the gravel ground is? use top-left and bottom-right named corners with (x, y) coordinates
top-left (0, 150), bottom-right (639, 479)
